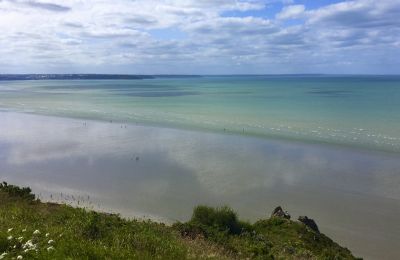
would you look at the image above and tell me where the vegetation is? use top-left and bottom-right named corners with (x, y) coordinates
top-left (0, 182), bottom-right (359, 259)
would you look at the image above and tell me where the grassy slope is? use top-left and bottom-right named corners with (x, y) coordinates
top-left (0, 183), bottom-right (359, 259)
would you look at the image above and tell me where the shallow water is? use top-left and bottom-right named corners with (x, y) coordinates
top-left (1, 75), bottom-right (400, 153)
top-left (0, 112), bottom-right (399, 259)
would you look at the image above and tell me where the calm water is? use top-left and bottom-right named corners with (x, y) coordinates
top-left (1, 76), bottom-right (400, 259)
top-left (1, 75), bottom-right (400, 152)
top-left (0, 112), bottom-right (399, 259)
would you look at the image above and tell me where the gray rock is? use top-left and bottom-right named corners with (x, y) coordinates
top-left (298, 216), bottom-right (320, 233)
top-left (271, 206), bottom-right (291, 219)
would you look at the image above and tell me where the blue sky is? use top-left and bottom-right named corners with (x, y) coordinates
top-left (0, 0), bottom-right (399, 74)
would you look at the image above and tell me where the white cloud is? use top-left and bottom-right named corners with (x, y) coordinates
top-left (276, 4), bottom-right (305, 20)
top-left (0, 0), bottom-right (399, 73)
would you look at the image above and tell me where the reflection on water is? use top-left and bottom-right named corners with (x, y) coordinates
top-left (0, 112), bottom-right (399, 259)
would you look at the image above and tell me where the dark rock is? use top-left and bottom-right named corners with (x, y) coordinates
top-left (271, 206), bottom-right (291, 219)
top-left (298, 216), bottom-right (320, 233)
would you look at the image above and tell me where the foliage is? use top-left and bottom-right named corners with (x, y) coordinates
top-left (190, 205), bottom-right (251, 235)
top-left (0, 182), bottom-right (35, 201)
top-left (0, 183), bottom-right (359, 259)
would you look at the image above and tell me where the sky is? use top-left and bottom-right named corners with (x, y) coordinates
top-left (0, 0), bottom-right (399, 74)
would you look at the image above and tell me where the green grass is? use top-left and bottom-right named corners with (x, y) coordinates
top-left (0, 182), bottom-right (359, 259)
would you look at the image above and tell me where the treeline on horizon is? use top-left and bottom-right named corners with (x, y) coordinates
top-left (0, 74), bottom-right (203, 81)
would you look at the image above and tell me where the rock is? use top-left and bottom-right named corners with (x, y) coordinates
top-left (298, 216), bottom-right (320, 233)
top-left (271, 206), bottom-right (291, 219)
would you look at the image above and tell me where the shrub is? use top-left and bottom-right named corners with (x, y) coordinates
top-left (0, 182), bottom-right (35, 201)
top-left (190, 205), bottom-right (248, 235)
top-left (82, 212), bottom-right (111, 240)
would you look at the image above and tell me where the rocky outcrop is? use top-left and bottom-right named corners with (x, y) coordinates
top-left (270, 207), bottom-right (320, 234)
top-left (271, 206), bottom-right (291, 219)
top-left (298, 216), bottom-right (320, 233)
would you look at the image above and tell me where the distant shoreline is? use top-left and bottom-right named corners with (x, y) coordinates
top-left (1, 74), bottom-right (399, 81)
top-left (0, 74), bottom-right (203, 81)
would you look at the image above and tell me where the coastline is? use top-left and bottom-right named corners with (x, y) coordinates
top-left (0, 111), bottom-right (399, 259)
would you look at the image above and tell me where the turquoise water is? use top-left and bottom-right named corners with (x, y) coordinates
top-left (1, 75), bottom-right (400, 152)
top-left (1, 76), bottom-right (400, 259)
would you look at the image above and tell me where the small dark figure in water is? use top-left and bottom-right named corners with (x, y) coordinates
top-left (136, 156), bottom-right (140, 161)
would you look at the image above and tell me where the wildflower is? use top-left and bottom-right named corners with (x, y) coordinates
top-left (22, 228), bottom-right (26, 233)
top-left (0, 253), bottom-right (7, 260)
top-left (17, 255), bottom-right (23, 259)
top-left (45, 233), bottom-right (50, 237)
top-left (7, 235), bottom-right (12, 240)
top-left (47, 246), bottom-right (55, 251)
top-left (33, 230), bottom-right (40, 235)
top-left (7, 228), bottom-right (13, 233)
top-left (48, 240), bottom-right (54, 244)
top-left (17, 236), bottom-right (24, 242)
top-left (22, 240), bottom-right (36, 250)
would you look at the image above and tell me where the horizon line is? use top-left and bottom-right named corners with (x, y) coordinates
top-left (1, 73), bottom-right (400, 76)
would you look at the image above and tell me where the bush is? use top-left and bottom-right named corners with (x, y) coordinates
top-left (82, 212), bottom-right (116, 240)
top-left (191, 205), bottom-right (248, 235)
top-left (0, 182), bottom-right (35, 201)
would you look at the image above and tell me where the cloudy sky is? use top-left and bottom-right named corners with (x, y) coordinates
top-left (0, 0), bottom-right (399, 74)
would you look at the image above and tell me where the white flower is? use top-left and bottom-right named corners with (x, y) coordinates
top-left (45, 233), bottom-right (50, 237)
top-left (47, 246), bottom-right (55, 251)
top-left (17, 236), bottom-right (24, 242)
top-left (7, 228), bottom-right (13, 232)
top-left (48, 240), bottom-right (54, 244)
top-left (7, 235), bottom-right (12, 240)
top-left (17, 255), bottom-right (23, 259)
top-left (0, 252), bottom-right (7, 259)
top-left (22, 228), bottom-right (26, 233)
top-left (22, 240), bottom-right (36, 250)
top-left (33, 230), bottom-right (40, 235)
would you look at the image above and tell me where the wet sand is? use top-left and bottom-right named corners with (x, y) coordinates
top-left (0, 111), bottom-right (399, 259)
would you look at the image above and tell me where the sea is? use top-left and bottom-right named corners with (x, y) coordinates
top-left (0, 75), bottom-right (399, 259)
